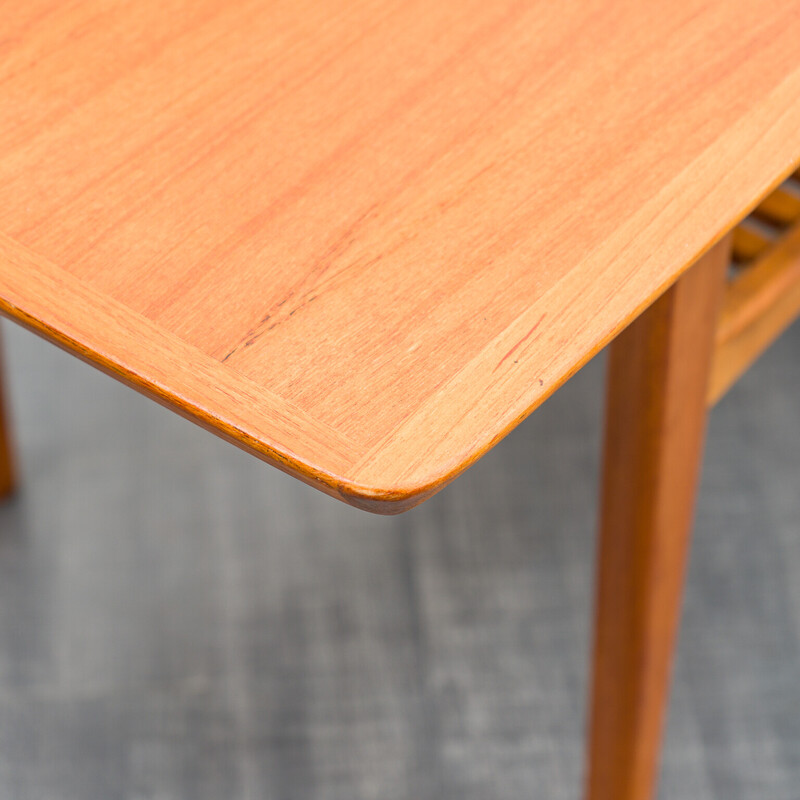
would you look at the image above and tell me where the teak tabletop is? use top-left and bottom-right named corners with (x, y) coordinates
top-left (4, 2), bottom-right (800, 800)
top-left (2, 0), bottom-right (800, 512)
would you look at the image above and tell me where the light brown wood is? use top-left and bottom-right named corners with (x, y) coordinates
top-left (0, 328), bottom-right (17, 499)
top-left (710, 221), bottom-right (800, 403)
top-left (1, 3), bottom-right (800, 511)
top-left (586, 237), bottom-right (730, 800)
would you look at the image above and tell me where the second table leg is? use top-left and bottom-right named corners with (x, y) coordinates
top-left (0, 326), bottom-right (17, 499)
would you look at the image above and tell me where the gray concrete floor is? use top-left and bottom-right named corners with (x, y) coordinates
top-left (0, 317), bottom-right (798, 800)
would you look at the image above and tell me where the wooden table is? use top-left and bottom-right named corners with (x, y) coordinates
top-left (1, 2), bottom-right (800, 797)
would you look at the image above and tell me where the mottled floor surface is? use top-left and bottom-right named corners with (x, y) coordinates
top-left (0, 317), bottom-right (798, 800)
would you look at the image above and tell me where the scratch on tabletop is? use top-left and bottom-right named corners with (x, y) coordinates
top-left (494, 314), bottom-right (546, 373)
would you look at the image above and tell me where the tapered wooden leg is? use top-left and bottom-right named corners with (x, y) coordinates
top-left (585, 237), bottom-right (731, 800)
top-left (0, 327), bottom-right (17, 499)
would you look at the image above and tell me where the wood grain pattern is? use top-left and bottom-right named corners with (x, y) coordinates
top-left (710, 220), bottom-right (800, 403)
top-left (1, 2), bottom-right (800, 511)
top-left (586, 237), bottom-right (730, 800)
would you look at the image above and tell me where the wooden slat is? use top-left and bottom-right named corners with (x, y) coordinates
top-left (752, 183), bottom-right (800, 227)
top-left (709, 221), bottom-right (800, 403)
top-left (732, 216), bottom-right (779, 263)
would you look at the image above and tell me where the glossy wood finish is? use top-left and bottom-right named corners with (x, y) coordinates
top-left (586, 238), bottom-right (730, 800)
top-left (1, 2), bottom-right (800, 511)
top-left (0, 328), bottom-right (16, 499)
